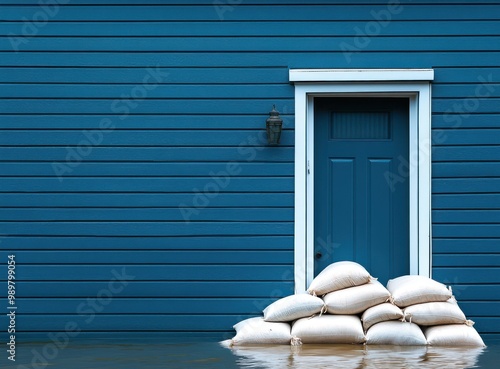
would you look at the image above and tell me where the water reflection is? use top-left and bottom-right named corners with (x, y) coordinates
top-left (230, 344), bottom-right (485, 369)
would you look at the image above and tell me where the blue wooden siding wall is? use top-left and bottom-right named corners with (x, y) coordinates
top-left (0, 0), bottom-right (499, 339)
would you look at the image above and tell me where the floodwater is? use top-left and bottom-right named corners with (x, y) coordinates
top-left (4, 338), bottom-right (500, 369)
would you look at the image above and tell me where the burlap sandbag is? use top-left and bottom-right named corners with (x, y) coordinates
top-left (291, 315), bottom-right (365, 344)
top-left (307, 261), bottom-right (371, 296)
top-left (323, 280), bottom-right (390, 315)
top-left (387, 275), bottom-right (452, 307)
top-left (263, 294), bottom-right (325, 322)
top-left (231, 317), bottom-right (292, 345)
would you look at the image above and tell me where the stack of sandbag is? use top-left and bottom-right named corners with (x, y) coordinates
top-left (386, 275), bottom-right (485, 347)
top-left (224, 261), bottom-right (485, 347)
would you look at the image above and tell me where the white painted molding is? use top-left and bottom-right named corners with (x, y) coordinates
top-left (289, 69), bottom-right (434, 82)
top-left (291, 69), bottom-right (433, 293)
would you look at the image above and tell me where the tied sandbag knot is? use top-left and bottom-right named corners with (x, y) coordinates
top-left (405, 313), bottom-right (413, 324)
top-left (320, 304), bottom-right (327, 317)
top-left (466, 320), bottom-right (475, 327)
top-left (290, 336), bottom-right (302, 346)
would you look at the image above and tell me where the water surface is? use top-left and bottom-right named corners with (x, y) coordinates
top-left (4, 338), bottom-right (500, 368)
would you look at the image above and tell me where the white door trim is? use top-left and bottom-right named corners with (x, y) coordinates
top-left (290, 69), bottom-right (434, 293)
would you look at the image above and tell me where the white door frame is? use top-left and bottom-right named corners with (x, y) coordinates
top-left (290, 69), bottom-right (434, 293)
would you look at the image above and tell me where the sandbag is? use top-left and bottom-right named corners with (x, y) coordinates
top-left (387, 275), bottom-right (452, 307)
top-left (365, 321), bottom-right (427, 345)
top-left (425, 324), bottom-right (485, 347)
top-left (361, 302), bottom-right (405, 331)
top-left (291, 315), bottom-right (365, 344)
top-left (263, 294), bottom-right (325, 322)
top-left (323, 280), bottom-right (391, 315)
top-left (404, 300), bottom-right (468, 326)
top-left (231, 317), bottom-right (292, 345)
top-left (307, 261), bottom-right (372, 296)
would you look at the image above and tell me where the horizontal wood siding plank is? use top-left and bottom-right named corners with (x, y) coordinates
top-left (433, 194), bottom-right (500, 209)
top-left (3, 36), bottom-right (500, 51)
top-left (0, 222), bottom-right (294, 236)
top-left (433, 239), bottom-right (500, 254)
top-left (0, 99), bottom-right (293, 114)
top-left (432, 129), bottom-right (500, 145)
top-left (0, 162), bottom-right (294, 176)
top-left (433, 268), bottom-right (500, 283)
top-left (0, 178), bottom-right (294, 192)
top-left (460, 302), bottom-right (500, 316)
top-left (0, 115), bottom-right (296, 129)
top-left (0, 250), bottom-right (294, 264)
top-left (434, 254), bottom-right (500, 267)
top-left (433, 146), bottom-right (500, 162)
top-left (3, 0), bottom-right (500, 4)
top-left (432, 85), bottom-right (500, 99)
top-left (2, 5), bottom-right (499, 21)
top-left (0, 193), bottom-right (294, 207)
top-left (433, 178), bottom-right (500, 194)
top-left (0, 265), bottom-right (294, 281)
top-left (433, 163), bottom-right (500, 178)
top-left (0, 236), bottom-right (294, 250)
top-left (2, 20), bottom-right (500, 36)
top-left (0, 281), bottom-right (294, 297)
top-left (0, 84), bottom-right (294, 99)
top-left (434, 225), bottom-right (500, 238)
top-left (0, 208), bottom-right (294, 221)
top-left (0, 67), bottom-right (289, 83)
top-left (433, 99), bottom-right (500, 113)
top-left (411, 284), bottom-right (500, 302)
top-left (0, 147), bottom-right (295, 162)
top-left (0, 130), bottom-right (294, 146)
top-left (433, 210), bottom-right (500, 224)
top-left (433, 67), bottom-right (500, 82)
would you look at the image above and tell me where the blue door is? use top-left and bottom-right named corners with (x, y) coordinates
top-left (314, 98), bottom-right (409, 285)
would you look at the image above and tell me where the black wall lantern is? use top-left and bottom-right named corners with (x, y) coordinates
top-left (266, 105), bottom-right (283, 145)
